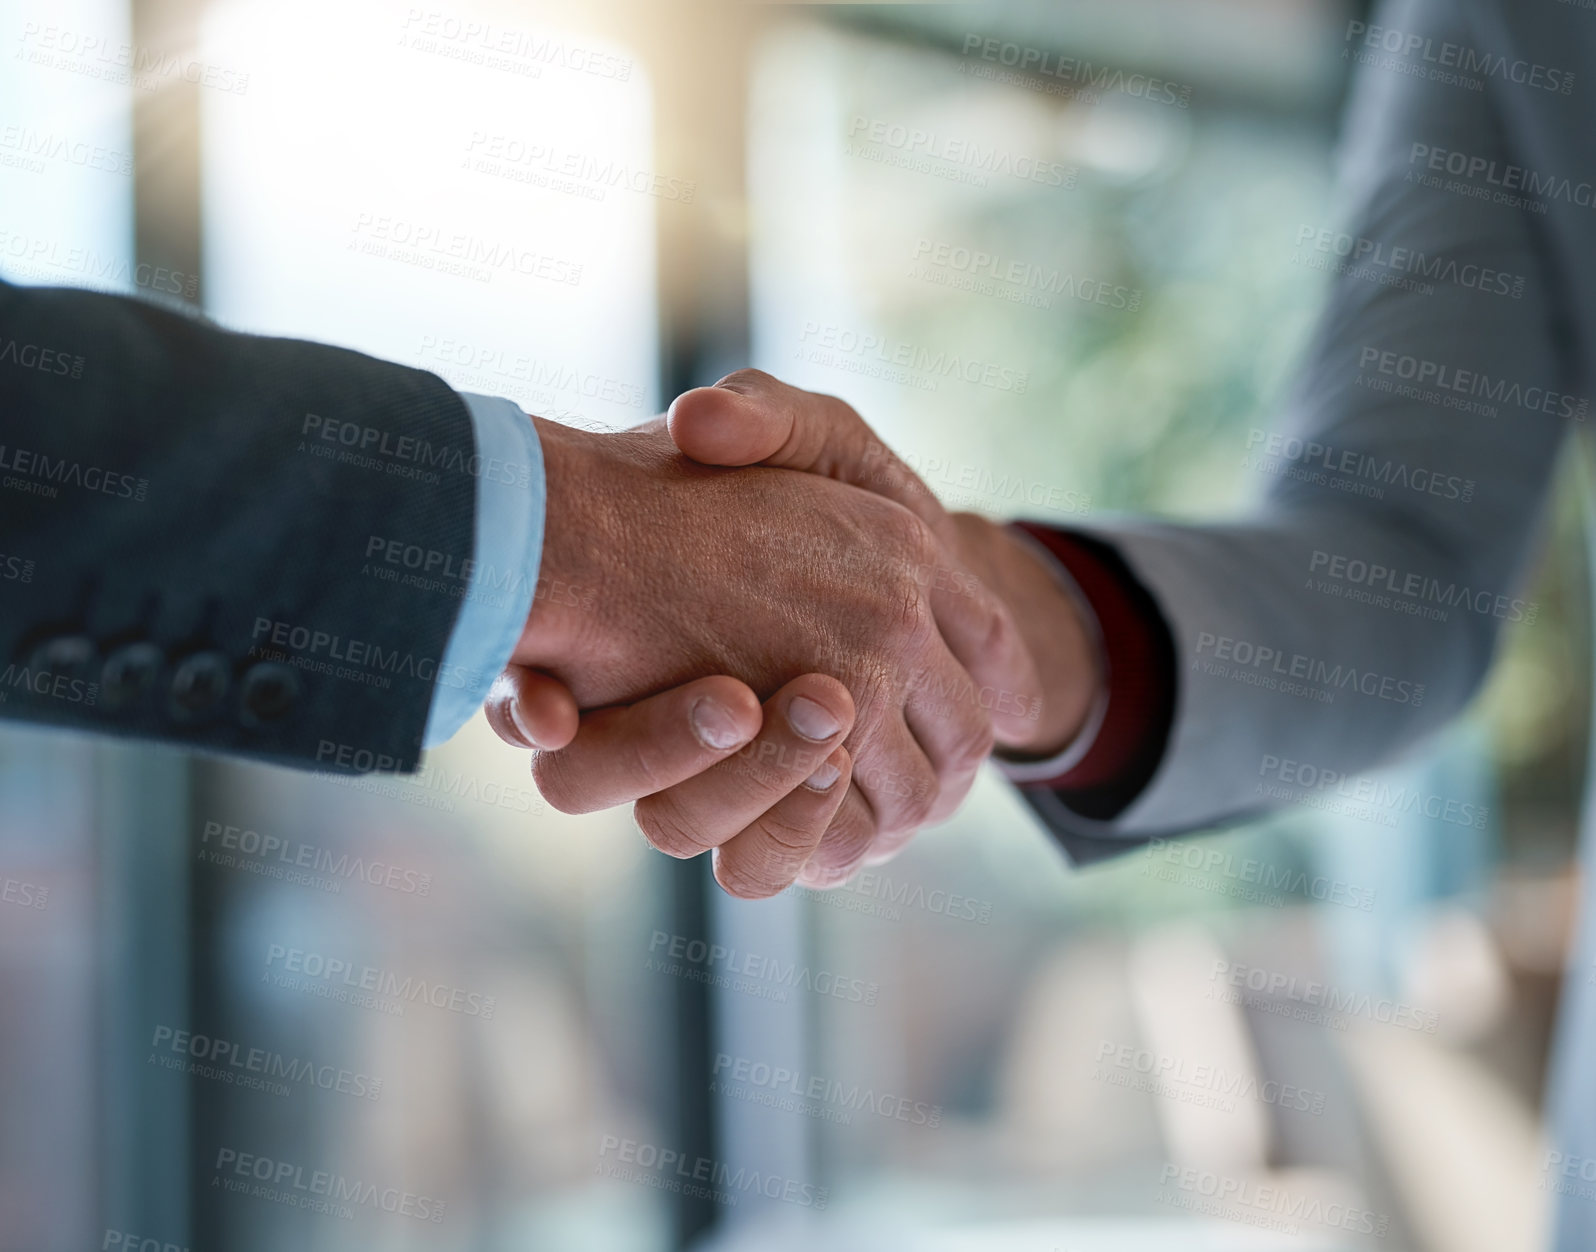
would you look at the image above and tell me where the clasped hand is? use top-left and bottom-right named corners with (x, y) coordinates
top-left (483, 372), bottom-right (1096, 898)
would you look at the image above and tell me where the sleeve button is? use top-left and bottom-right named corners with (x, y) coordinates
top-left (168, 651), bottom-right (232, 724)
top-left (240, 661), bottom-right (301, 728)
top-left (101, 642), bottom-right (165, 712)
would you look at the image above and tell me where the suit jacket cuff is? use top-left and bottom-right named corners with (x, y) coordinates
top-left (1002, 524), bottom-right (1177, 821)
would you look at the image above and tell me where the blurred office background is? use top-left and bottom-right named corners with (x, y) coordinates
top-left (0, 0), bottom-right (1586, 1250)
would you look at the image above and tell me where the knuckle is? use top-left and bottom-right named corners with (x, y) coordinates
top-left (862, 827), bottom-right (914, 865)
top-left (892, 583), bottom-right (935, 645)
top-left (878, 768), bottom-right (938, 835)
top-left (869, 573), bottom-right (934, 659)
top-left (874, 522), bottom-right (938, 637)
top-left (726, 737), bottom-right (822, 791)
top-left (623, 732), bottom-right (676, 797)
top-left (895, 784), bottom-right (938, 833)
top-left (714, 853), bottom-right (783, 901)
top-left (530, 751), bottom-right (585, 815)
top-left (871, 834), bottom-right (914, 864)
top-left (844, 671), bottom-right (895, 726)
top-left (811, 807), bottom-right (875, 872)
top-left (756, 809), bottom-right (826, 855)
top-left (818, 390), bottom-right (864, 432)
top-left (928, 765), bottom-right (979, 823)
top-left (879, 502), bottom-right (935, 564)
top-left (633, 795), bottom-right (706, 859)
top-left (717, 366), bottom-right (773, 391)
top-left (947, 713), bottom-right (997, 771)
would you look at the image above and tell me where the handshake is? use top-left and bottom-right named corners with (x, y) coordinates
top-left (482, 371), bottom-right (1099, 899)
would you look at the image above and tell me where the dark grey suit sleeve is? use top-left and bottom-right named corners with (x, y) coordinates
top-left (0, 280), bottom-right (478, 773)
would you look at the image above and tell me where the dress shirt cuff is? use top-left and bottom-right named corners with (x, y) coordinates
top-left (996, 524), bottom-right (1178, 820)
top-left (423, 392), bottom-right (545, 748)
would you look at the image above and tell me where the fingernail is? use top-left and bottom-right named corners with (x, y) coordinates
top-left (787, 695), bottom-right (842, 741)
top-left (507, 699), bottom-right (536, 748)
top-left (804, 761), bottom-right (842, 792)
top-left (692, 698), bottom-right (749, 750)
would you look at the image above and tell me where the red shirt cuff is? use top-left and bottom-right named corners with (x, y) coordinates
top-left (1010, 523), bottom-right (1176, 820)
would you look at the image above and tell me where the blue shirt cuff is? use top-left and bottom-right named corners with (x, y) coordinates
top-left (423, 393), bottom-right (545, 748)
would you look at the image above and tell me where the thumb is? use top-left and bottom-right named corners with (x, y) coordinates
top-left (666, 368), bottom-right (950, 541)
top-left (667, 371), bottom-right (1042, 745)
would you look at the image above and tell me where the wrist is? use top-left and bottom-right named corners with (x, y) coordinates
top-left (1006, 533), bottom-right (1103, 758)
top-left (950, 514), bottom-right (1101, 757)
top-left (513, 416), bottom-right (613, 670)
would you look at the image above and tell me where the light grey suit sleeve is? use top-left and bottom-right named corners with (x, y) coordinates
top-left (1033, 0), bottom-right (1577, 854)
